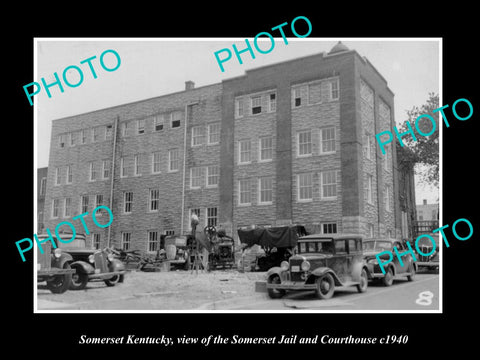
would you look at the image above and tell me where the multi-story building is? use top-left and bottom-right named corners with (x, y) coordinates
top-left (416, 199), bottom-right (439, 221)
top-left (42, 42), bottom-right (403, 252)
top-left (37, 167), bottom-right (48, 233)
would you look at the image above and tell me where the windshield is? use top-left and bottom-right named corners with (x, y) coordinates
top-left (363, 241), bottom-right (392, 251)
top-left (297, 240), bottom-right (334, 254)
top-left (57, 238), bottom-right (87, 249)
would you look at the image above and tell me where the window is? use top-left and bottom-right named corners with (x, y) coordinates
top-left (293, 87), bottom-right (303, 107)
top-left (207, 165), bottom-right (219, 187)
top-left (58, 134), bottom-right (66, 148)
top-left (331, 79), bottom-right (339, 100)
top-left (192, 126), bottom-right (205, 146)
top-left (169, 149), bottom-right (179, 172)
top-left (66, 165), bottom-right (73, 184)
top-left (335, 240), bottom-right (347, 254)
top-left (384, 143), bottom-right (391, 171)
top-left (251, 96), bottom-right (262, 114)
top-left (93, 233), bottom-right (101, 249)
top-left (121, 121), bottom-right (131, 137)
top-left (308, 82), bottom-right (322, 104)
top-left (152, 152), bottom-right (161, 174)
top-left (385, 185), bottom-right (391, 212)
top-left (269, 93), bottom-right (276, 112)
top-left (321, 170), bottom-right (338, 199)
top-left (124, 192), bottom-right (133, 214)
top-left (134, 155), bottom-right (141, 176)
top-left (207, 207), bottom-right (218, 227)
top-left (103, 160), bottom-right (110, 179)
top-left (171, 111), bottom-right (182, 128)
top-left (238, 139), bottom-right (251, 164)
top-left (154, 115), bottom-right (164, 131)
top-left (80, 129), bottom-right (87, 144)
top-left (298, 173), bottom-right (313, 201)
top-left (81, 195), bottom-right (89, 213)
top-left (322, 223), bottom-right (337, 234)
top-left (120, 157), bottom-right (128, 178)
top-left (121, 232), bottom-right (131, 250)
top-left (52, 199), bottom-right (60, 218)
top-left (259, 137), bottom-right (273, 161)
top-left (69, 132), bottom-right (76, 146)
top-left (92, 127), bottom-right (99, 142)
top-left (364, 133), bottom-right (372, 159)
top-left (190, 167), bottom-right (203, 189)
top-left (89, 162), bottom-right (97, 181)
top-left (297, 130), bottom-right (312, 156)
top-left (149, 189), bottom-right (159, 212)
top-left (40, 177), bottom-right (47, 196)
top-left (63, 198), bottom-right (72, 217)
top-left (95, 194), bottom-right (104, 208)
top-left (235, 98), bottom-right (244, 118)
top-left (366, 174), bottom-right (373, 204)
top-left (137, 119), bottom-right (145, 135)
top-left (208, 123), bottom-right (220, 144)
top-left (259, 177), bottom-right (273, 204)
top-left (321, 127), bottom-right (336, 154)
top-left (148, 231), bottom-right (159, 252)
top-left (238, 179), bottom-right (251, 205)
top-left (55, 167), bottom-right (62, 185)
top-left (105, 125), bottom-right (113, 139)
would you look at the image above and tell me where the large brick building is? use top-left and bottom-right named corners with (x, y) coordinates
top-left (42, 42), bottom-right (402, 252)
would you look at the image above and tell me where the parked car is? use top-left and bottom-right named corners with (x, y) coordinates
top-left (57, 234), bottom-right (126, 290)
top-left (363, 238), bottom-right (417, 286)
top-left (36, 234), bottom-right (75, 294)
top-left (266, 234), bottom-right (369, 299)
top-left (411, 234), bottom-right (439, 271)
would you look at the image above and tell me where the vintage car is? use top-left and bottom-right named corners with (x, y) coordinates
top-left (36, 234), bottom-right (75, 294)
top-left (266, 234), bottom-right (369, 300)
top-left (412, 234), bottom-right (439, 271)
top-left (57, 235), bottom-right (126, 290)
top-left (363, 238), bottom-right (417, 286)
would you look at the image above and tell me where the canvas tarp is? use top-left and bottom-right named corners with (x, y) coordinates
top-left (237, 226), bottom-right (305, 249)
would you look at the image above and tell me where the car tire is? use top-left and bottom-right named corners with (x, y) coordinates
top-left (104, 274), bottom-right (121, 287)
top-left (407, 263), bottom-right (416, 281)
top-left (69, 265), bottom-right (89, 290)
top-left (315, 273), bottom-right (335, 300)
top-left (356, 268), bottom-right (368, 293)
top-left (46, 263), bottom-right (72, 294)
top-left (267, 275), bottom-right (286, 299)
top-left (382, 267), bottom-right (394, 287)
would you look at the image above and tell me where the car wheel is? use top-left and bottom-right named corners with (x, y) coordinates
top-left (356, 268), bottom-right (368, 293)
top-left (104, 274), bottom-right (121, 287)
top-left (267, 275), bottom-right (286, 299)
top-left (407, 263), bottom-right (416, 281)
top-left (69, 266), bottom-right (89, 290)
top-left (46, 263), bottom-right (72, 294)
top-left (315, 273), bottom-right (335, 300)
top-left (382, 267), bottom-right (394, 287)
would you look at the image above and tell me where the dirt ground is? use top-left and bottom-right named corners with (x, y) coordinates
top-left (37, 268), bottom-right (267, 311)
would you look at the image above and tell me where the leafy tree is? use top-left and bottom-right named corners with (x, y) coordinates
top-left (398, 93), bottom-right (439, 188)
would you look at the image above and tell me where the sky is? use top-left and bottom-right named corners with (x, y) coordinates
top-left (34, 38), bottom-right (440, 204)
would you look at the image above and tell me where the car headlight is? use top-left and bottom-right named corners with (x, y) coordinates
top-left (88, 254), bottom-right (95, 263)
top-left (53, 248), bottom-right (62, 258)
top-left (280, 261), bottom-right (289, 271)
top-left (301, 261), bottom-right (310, 272)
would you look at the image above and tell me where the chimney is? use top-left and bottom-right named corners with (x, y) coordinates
top-left (423, 199), bottom-right (427, 205)
top-left (185, 80), bottom-right (195, 90)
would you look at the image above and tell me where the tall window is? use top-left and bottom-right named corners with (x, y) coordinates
top-left (69, 132), bottom-right (76, 146)
top-left (137, 119), bottom-right (145, 135)
top-left (169, 149), bottom-right (179, 172)
top-left (190, 167), bottom-right (203, 189)
top-left (64, 197), bottom-right (72, 217)
top-left (366, 174), bottom-right (373, 204)
top-left (238, 139), bottom-right (251, 164)
top-left (58, 134), bottom-right (66, 148)
top-left (385, 185), bottom-right (391, 212)
top-left (134, 155), bottom-right (141, 176)
top-left (89, 162), bottom-right (97, 181)
top-left (120, 157), bottom-right (128, 178)
top-left (208, 123), bottom-right (220, 144)
top-left (92, 127), bottom-right (99, 142)
top-left (122, 232), bottom-right (131, 250)
top-left (55, 167), bottom-right (62, 185)
top-left (80, 129), bottom-right (87, 144)
top-left (268, 93), bottom-right (276, 112)
top-left (52, 199), bottom-right (60, 218)
top-left (207, 207), bottom-right (218, 227)
top-left (321, 170), bottom-right (338, 199)
top-left (251, 96), bottom-right (262, 114)
top-left (235, 98), bottom-right (244, 118)
top-left (40, 177), bottom-right (47, 196)
top-left (238, 179), bottom-right (251, 205)
top-left (259, 137), bottom-right (273, 161)
top-left (152, 152), bottom-right (161, 174)
top-left (121, 121), bottom-right (131, 137)
top-left (364, 132), bottom-right (372, 159)
top-left (297, 130), bottom-right (312, 156)
top-left (149, 189), bottom-right (159, 212)
top-left (93, 233), bottom-right (101, 249)
top-left (81, 195), bottom-right (89, 213)
top-left (331, 79), bottom-right (339, 100)
top-left (321, 127), bottom-right (336, 154)
top-left (124, 192), bottom-right (133, 213)
top-left (103, 160), bottom-right (110, 179)
top-left (207, 165), bottom-right (219, 187)
top-left (105, 124), bottom-right (113, 139)
top-left (95, 194), bottom-right (104, 208)
top-left (148, 231), bottom-right (159, 252)
top-left (171, 111), bottom-right (182, 128)
top-left (298, 173), bottom-right (313, 201)
top-left (192, 126), bottom-right (205, 146)
top-left (154, 115), bottom-right (164, 131)
top-left (259, 177), bottom-right (273, 204)
top-left (66, 165), bottom-right (73, 184)
top-left (293, 87), bottom-right (303, 107)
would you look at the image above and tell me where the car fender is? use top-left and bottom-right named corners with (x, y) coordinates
top-left (266, 267), bottom-right (285, 281)
top-left (70, 261), bottom-right (95, 274)
top-left (108, 258), bottom-right (126, 272)
top-left (309, 267), bottom-right (342, 286)
top-left (52, 252), bottom-right (73, 269)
